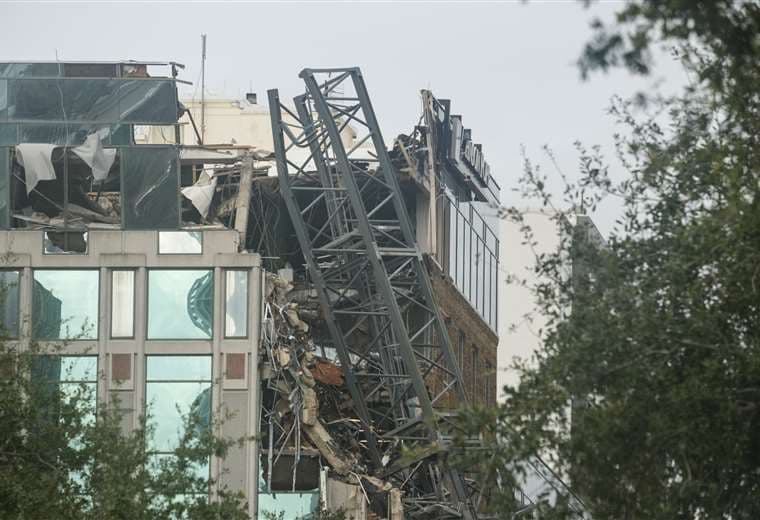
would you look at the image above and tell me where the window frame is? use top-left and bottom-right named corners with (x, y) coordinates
top-left (0, 269), bottom-right (21, 339)
top-left (110, 269), bottom-right (136, 339)
top-left (32, 268), bottom-right (101, 341)
top-left (144, 354), bottom-right (213, 488)
top-left (145, 268), bottom-right (214, 341)
top-left (223, 269), bottom-right (249, 339)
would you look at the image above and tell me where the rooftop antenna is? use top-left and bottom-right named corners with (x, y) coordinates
top-left (200, 33), bottom-right (207, 145)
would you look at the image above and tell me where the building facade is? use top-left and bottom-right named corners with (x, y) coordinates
top-left (0, 228), bottom-right (264, 516)
top-left (0, 61), bottom-right (503, 518)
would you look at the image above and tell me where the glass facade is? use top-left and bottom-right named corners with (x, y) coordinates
top-left (0, 270), bottom-right (20, 338)
top-left (224, 270), bottom-right (248, 338)
top-left (145, 356), bottom-right (212, 482)
top-left (33, 270), bottom-right (99, 340)
top-left (0, 65), bottom-right (181, 234)
top-left (436, 193), bottom-right (499, 331)
top-left (147, 270), bottom-right (213, 340)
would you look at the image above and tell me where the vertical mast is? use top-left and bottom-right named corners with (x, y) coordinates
top-left (200, 33), bottom-right (207, 144)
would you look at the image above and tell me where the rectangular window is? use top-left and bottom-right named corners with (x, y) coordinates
top-left (32, 355), bottom-right (97, 488)
top-left (471, 347), bottom-right (479, 401)
top-left (224, 270), bottom-right (248, 338)
top-left (34, 355), bottom-right (98, 397)
top-left (158, 231), bottom-right (202, 254)
top-left (0, 270), bottom-right (20, 338)
top-left (458, 330), bottom-right (465, 373)
top-left (33, 270), bottom-right (99, 340)
top-left (147, 270), bottom-right (213, 340)
top-left (111, 270), bottom-right (135, 338)
top-left (145, 356), bottom-right (212, 487)
top-left (484, 361), bottom-right (492, 405)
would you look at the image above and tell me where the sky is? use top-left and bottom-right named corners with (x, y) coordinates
top-left (0, 0), bottom-right (686, 236)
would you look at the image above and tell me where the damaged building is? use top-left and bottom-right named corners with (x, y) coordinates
top-left (0, 61), bottom-right (518, 518)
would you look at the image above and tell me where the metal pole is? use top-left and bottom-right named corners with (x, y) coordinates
top-left (200, 33), bottom-right (207, 144)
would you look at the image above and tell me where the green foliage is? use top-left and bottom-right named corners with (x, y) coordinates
top-left (0, 341), bottom-right (249, 519)
top-left (454, 1), bottom-right (760, 519)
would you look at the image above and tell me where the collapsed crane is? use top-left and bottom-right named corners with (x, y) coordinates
top-left (267, 68), bottom-right (484, 518)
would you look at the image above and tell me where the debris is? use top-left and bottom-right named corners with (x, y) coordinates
top-left (72, 132), bottom-right (116, 181)
top-left (181, 170), bottom-right (217, 218)
top-left (312, 360), bottom-right (344, 386)
top-left (15, 144), bottom-right (57, 194)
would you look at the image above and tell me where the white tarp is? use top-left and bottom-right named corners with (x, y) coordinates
top-left (72, 132), bottom-right (116, 181)
top-left (15, 143), bottom-right (57, 194)
top-left (181, 171), bottom-right (217, 218)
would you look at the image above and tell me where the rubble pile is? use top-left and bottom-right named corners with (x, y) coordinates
top-left (261, 273), bottom-right (401, 518)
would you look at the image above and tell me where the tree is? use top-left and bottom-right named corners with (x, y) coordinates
top-left (454, 1), bottom-right (760, 518)
top-left (0, 338), bottom-right (250, 519)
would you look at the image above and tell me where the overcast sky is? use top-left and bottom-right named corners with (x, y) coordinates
top-left (0, 0), bottom-right (686, 235)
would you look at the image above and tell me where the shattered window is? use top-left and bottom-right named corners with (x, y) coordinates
top-left (9, 144), bottom-right (121, 233)
top-left (258, 492), bottom-right (319, 519)
top-left (133, 125), bottom-right (177, 145)
top-left (111, 270), bottom-right (135, 338)
top-left (33, 270), bottom-right (99, 340)
top-left (7, 79), bottom-right (65, 120)
top-left (2, 71), bottom-right (181, 233)
top-left (258, 457), bottom-right (320, 519)
top-left (224, 270), bottom-right (248, 338)
top-left (0, 270), bottom-right (20, 338)
top-left (145, 355), bottom-right (212, 490)
top-left (60, 79), bottom-right (123, 122)
top-left (158, 231), bottom-right (202, 254)
top-left (122, 147), bottom-right (179, 229)
top-left (44, 231), bottom-right (88, 254)
top-left (147, 270), bottom-right (213, 340)
top-left (117, 80), bottom-right (178, 123)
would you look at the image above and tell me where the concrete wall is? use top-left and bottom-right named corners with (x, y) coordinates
top-left (178, 98), bottom-right (361, 165)
top-left (0, 229), bottom-right (264, 517)
top-left (497, 210), bottom-right (562, 398)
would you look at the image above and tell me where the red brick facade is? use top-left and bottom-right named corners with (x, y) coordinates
top-left (426, 257), bottom-right (498, 409)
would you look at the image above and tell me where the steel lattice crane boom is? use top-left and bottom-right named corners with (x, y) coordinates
top-left (268, 67), bottom-right (483, 519)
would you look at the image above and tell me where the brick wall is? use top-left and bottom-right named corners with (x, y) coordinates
top-left (426, 257), bottom-right (498, 409)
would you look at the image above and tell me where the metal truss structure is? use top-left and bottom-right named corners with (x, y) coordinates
top-left (268, 68), bottom-right (482, 518)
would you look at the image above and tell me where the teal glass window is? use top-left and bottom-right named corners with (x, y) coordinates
top-left (0, 270), bottom-right (20, 338)
top-left (32, 355), bottom-right (98, 423)
top-left (147, 270), bottom-right (213, 340)
top-left (145, 356), bottom-right (212, 487)
top-left (33, 270), bottom-right (99, 340)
